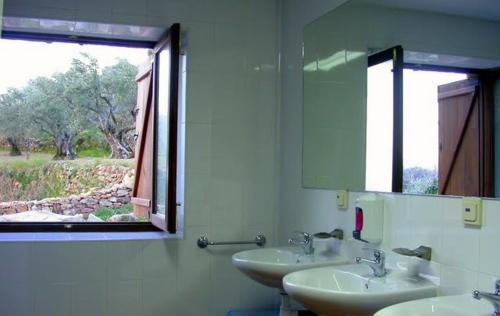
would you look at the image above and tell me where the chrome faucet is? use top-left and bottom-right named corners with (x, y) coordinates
top-left (473, 279), bottom-right (500, 315)
top-left (288, 231), bottom-right (314, 255)
top-left (355, 249), bottom-right (387, 277)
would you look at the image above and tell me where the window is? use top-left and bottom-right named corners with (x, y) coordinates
top-left (367, 46), bottom-right (498, 197)
top-left (0, 22), bottom-right (183, 232)
top-left (365, 46), bottom-right (403, 193)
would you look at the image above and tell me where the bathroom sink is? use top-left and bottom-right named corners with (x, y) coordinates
top-left (282, 264), bottom-right (437, 316)
top-left (374, 294), bottom-right (493, 316)
top-left (232, 247), bottom-right (347, 289)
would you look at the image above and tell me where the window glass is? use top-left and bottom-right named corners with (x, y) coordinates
top-left (155, 48), bottom-right (171, 215)
top-left (366, 60), bottom-right (393, 192)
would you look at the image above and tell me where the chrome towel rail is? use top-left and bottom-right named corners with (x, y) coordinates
top-left (197, 234), bottom-right (266, 248)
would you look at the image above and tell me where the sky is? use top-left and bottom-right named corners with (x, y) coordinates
top-left (0, 39), bottom-right (151, 94)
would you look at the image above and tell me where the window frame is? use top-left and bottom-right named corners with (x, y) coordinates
top-left (151, 24), bottom-right (181, 234)
top-left (367, 46), bottom-right (404, 193)
top-left (0, 27), bottom-right (179, 233)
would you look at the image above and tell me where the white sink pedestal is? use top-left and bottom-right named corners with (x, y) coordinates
top-left (279, 292), bottom-right (298, 316)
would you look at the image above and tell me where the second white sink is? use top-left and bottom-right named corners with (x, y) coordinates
top-left (374, 294), bottom-right (493, 316)
top-left (232, 246), bottom-right (347, 289)
top-left (283, 264), bottom-right (437, 316)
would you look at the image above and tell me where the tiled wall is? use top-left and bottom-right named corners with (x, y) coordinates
top-left (278, 0), bottom-right (349, 243)
top-left (1, 0), bottom-right (279, 315)
top-left (381, 193), bottom-right (500, 295)
top-left (278, 0), bottom-right (500, 298)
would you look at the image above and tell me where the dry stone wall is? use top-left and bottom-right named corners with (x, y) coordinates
top-left (0, 165), bottom-right (134, 216)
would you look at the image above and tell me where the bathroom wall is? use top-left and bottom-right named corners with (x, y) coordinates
top-left (278, 0), bottom-right (350, 242)
top-left (0, 1), bottom-right (278, 315)
top-left (381, 193), bottom-right (500, 295)
top-left (279, 0), bottom-right (500, 296)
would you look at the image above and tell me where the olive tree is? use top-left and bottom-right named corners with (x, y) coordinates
top-left (63, 54), bottom-right (138, 159)
top-left (24, 76), bottom-right (87, 160)
top-left (0, 88), bottom-right (29, 156)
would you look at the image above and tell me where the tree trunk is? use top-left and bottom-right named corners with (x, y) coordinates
top-left (100, 127), bottom-right (133, 159)
top-left (54, 132), bottom-right (76, 160)
top-left (6, 137), bottom-right (22, 156)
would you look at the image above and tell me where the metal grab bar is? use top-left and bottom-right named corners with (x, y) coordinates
top-left (197, 234), bottom-right (266, 248)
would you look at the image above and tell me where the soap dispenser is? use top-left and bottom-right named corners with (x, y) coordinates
top-left (352, 194), bottom-right (384, 244)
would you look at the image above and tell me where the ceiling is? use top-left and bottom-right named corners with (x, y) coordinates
top-left (366, 0), bottom-right (500, 22)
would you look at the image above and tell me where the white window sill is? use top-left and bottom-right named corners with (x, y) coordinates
top-left (0, 231), bottom-right (183, 242)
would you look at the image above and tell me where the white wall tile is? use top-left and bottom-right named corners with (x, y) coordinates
top-left (278, 0), bottom-right (500, 303)
top-left (34, 283), bottom-right (72, 316)
top-left (72, 282), bottom-right (106, 316)
top-left (106, 240), bottom-right (143, 281)
top-left (107, 280), bottom-right (141, 316)
top-left (439, 266), bottom-right (478, 296)
top-left (479, 201), bottom-right (500, 276)
top-left (0, 0), bottom-right (277, 315)
top-left (441, 198), bottom-right (480, 271)
top-left (142, 278), bottom-right (179, 316)
top-left (0, 281), bottom-right (34, 316)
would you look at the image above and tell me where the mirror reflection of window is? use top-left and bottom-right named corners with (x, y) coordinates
top-left (155, 49), bottom-right (171, 215)
top-left (403, 70), bottom-right (467, 195)
top-left (366, 60), bottom-right (393, 192)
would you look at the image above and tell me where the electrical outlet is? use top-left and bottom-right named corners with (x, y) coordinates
top-left (336, 190), bottom-right (348, 209)
top-left (463, 197), bottom-right (482, 226)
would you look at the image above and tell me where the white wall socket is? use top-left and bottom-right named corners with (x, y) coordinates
top-left (336, 190), bottom-right (348, 209)
top-left (463, 197), bottom-right (482, 227)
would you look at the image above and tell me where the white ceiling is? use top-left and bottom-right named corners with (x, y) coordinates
top-left (366, 0), bottom-right (500, 22)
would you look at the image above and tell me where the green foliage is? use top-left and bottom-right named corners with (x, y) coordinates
top-left (77, 148), bottom-right (111, 158)
top-left (94, 203), bottom-right (133, 221)
top-left (76, 128), bottom-right (111, 158)
top-left (0, 160), bottom-right (106, 201)
top-left (403, 167), bottom-right (439, 195)
top-left (0, 53), bottom-right (139, 160)
top-left (0, 88), bottom-right (29, 139)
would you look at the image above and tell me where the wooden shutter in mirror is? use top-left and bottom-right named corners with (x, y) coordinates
top-left (438, 78), bottom-right (493, 196)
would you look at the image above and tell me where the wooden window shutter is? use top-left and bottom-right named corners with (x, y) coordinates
top-left (131, 67), bottom-right (154, 217)
top-left (131, 23), bottom-right (181, 232)
top-left (438, 78), bottom-right (493, 196)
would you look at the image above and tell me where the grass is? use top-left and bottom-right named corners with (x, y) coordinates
top-left (0, 150), bottom-right (134, 201)
top-left (77, 148), bottom-right (111, 158)
top-left (94, 204), bottom-right (133, 221)
top-left (0, 151), bottom-right (52, 166)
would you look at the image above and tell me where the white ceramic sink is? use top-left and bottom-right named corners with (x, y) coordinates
top-left (374, 294), bottom-right (493, 316)
top-left (283, 264), bottom-right (437, 316)
top-left (232, 247), bottom-right (347, 289)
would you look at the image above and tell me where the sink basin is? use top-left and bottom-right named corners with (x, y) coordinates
top-left (374, 294), bottom-right (493, 316)
top-left (283, 264), bottom-right (437, 316)
top-left (232, 247), bottom-right (347, 289)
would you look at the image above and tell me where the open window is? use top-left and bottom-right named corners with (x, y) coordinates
top-left (367, 46), bottom-right (499, 197)
top-left (366, 46), bottom-right (403, 193)
top-left (132, 24), bottom-right (181, 233)
top-left (0, 21), bottom-right (183, 232)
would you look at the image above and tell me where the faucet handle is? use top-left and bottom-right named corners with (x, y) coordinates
top-left (292, 231), bottom-right (312, 240)
top-left (362, 247), bottom-right (385, 259)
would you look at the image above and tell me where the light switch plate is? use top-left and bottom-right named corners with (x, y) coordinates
top-left (463, 197), bottom-right (482, 226)
top-left (336, 190), bottom-right (348, 209)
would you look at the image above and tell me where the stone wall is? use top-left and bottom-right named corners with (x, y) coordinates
top-left (0, 165), bottom-right (135, 216)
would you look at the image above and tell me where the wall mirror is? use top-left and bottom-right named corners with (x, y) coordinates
top-left (303, 0), bottom-right (500, 198)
